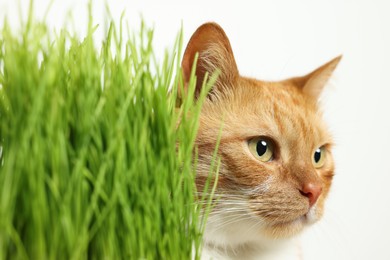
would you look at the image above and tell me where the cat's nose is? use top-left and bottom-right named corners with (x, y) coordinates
top-left (299, 183), bottom-right (322, 208)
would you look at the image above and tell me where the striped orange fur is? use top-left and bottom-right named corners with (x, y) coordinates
top-left (181, 23), bottom-right (341, 259)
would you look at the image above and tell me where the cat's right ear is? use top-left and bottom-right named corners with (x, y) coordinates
top-left (180, 22), bottom-right (239, 100)
top-left (290, 56), bottom-right (342, 101)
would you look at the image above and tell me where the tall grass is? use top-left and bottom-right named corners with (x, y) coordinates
top-left (0, 5), bottom-right (214, 260)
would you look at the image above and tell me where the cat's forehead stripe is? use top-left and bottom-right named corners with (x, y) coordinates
top-left (242, 81), bottom-right (326, 147)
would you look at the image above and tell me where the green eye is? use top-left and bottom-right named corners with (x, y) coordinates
top-left (313, 146), bottom-right (326, 168)
top-left (248, 137), bottom-right (274, 162)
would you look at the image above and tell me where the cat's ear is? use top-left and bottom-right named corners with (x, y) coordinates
top-left (291, 56), bottom-right (342, 100)
top-left (181, 22), bottom-right (239, 99)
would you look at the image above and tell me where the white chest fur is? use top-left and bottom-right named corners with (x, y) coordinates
top-left (200, 239), bottom-right (301, 260)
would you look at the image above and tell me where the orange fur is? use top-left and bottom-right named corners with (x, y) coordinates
top-left (181, 22), bottom-right (341, 259)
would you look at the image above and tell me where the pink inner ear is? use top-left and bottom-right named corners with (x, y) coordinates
top-left (299, 56), bottom-right (342, 100)
top-left (181, 22), bottom-right (239, 99)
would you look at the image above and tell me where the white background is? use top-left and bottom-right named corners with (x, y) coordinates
top-left (1, 1), bottom-right (390, 259)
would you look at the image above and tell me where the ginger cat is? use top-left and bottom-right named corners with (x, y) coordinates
top-left (181, 23), bottom-right (341, 260)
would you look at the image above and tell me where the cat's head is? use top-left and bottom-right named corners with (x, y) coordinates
top-left (181, 23), bottom-right (341, 244)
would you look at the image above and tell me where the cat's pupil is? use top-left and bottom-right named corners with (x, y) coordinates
top-left (256, 140), bottom-right (268, 156)
top-left (314, 149), bottom-right (321, 163)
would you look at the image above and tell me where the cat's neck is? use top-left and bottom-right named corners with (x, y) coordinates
top-left (201, 238), bottom-right (301, 260)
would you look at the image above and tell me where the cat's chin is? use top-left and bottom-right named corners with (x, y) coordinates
top-left (264, 216), bottom-right (306, 238)
top-left (263, 208), bottom-right (320, 239)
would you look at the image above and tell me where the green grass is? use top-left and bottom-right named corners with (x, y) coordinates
top-left (0, 4), bottom-right (216, 260)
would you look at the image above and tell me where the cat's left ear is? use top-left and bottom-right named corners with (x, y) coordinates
top-left (291, 56), bottom-right (342, 100)
top-left (180, 22), bottom-right (239, 99)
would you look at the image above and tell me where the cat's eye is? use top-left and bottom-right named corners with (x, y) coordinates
top-left (248, 137), bottom-right (275, 162)
top-left (313, 146), bottom-right (326, 168)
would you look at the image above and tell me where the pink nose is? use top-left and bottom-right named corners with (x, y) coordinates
top-left (300, 183), bottom-right (322, 207)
